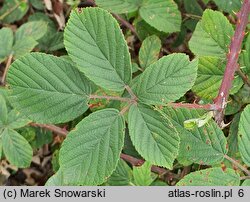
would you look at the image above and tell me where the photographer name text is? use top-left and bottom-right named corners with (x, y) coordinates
top-left (2, 188), bottom-right (106, 199)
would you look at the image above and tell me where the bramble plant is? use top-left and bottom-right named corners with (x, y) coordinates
top-left (1, 0), bottom-right (250, 186)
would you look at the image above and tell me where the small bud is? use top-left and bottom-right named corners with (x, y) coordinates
top-left (184, 120), bottom-right (198, 130)
top-left (184, 111), bottom-right (214, 129)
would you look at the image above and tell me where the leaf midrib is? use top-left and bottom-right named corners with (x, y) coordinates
top-left (11, 85), bottom-right (87, 97)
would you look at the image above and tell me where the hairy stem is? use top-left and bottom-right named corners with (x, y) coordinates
top-left (29, 123), bottom-right (173, 177)
top-left (125, 85), bottom-right (137, 100)
top-left (119, 104), bottom-right (132, 115)
top-left (214, 0), bottom-right (250, 125)
top-left (1, 54), bottom-right (13, 85)
top-left (120, 153), bottom-right (144, 166)
top-left (29, 123), bottom-right (68, 137)
top-left (180, 166), bottom-right (191, 178)
top-left (224, 155), bottom-right (250, 176)
top-left (112, 13), bottom-right (138, 37)
top-left (120, 153), bottom-right (170, 176)
top-left (89, 94), bottom-right (132, 102)
top-left (169, 102), bottom-right (219, 111)
top-left (88, 0), bottom-right (138, 37)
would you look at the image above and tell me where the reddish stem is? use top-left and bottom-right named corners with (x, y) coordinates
top-left (125, 85), bottom-right (137, 100)
top-left (112, 13), bottom-right (138, 37)
top-left (89, 94), bottom-right (132, 102)
top-left (30, 123), bottom-right (172, 177)
top-left (119, 104), bottom-right (132, 115)
top-left (88, 0), bottom-right (138, 37)
top-left (120, 153), bottom-right (170, 176)
top-left (29, 123), bottom-right (68, 137)
top-left (169, 102), bottom-right (219, 111)
top-left (224, 155), bottom-right (250, 176)
top-left (120, 153), bottom-right (144, 166)
top-left (214, 0), bottom-right (250, 125)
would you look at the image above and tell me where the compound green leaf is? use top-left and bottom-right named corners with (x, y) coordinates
top-left (12, 37), bottom-right (38, 59)
top-left (213, 0), bottom-right (241, 14)
top-left (189, 9), bottom-right (234, 58)
top-left (134, 53), bottom-right (198, 105)
top-left (128, 104), bottom-right (180, 169)
top-left (177, 168), bottom-right (240, 186)
top-left (28, 13), bottom-right (64, 52)
top-left (139, 0), bottom-right (181, 33)
top-left (7, 53), bottom-right (92, 124)
top-left (6, 110), bottom-right (30, 129)
top-left (15, 21), bottom-right (48, 41)
top-left (133, 161), bottom-right (156, 186)
top-left (0, 95), bottom-right (7, 126)
top-left (107, 159), bottom-right (133, 186)
top-left (30, 0), bottom-right (45, 10)
top-left (2, 128), bottom-right (32, 168)
top-left (134, 19), bottom-right (166, 41)
top-left (64, 8), bottom-right (132, 91)
top-left (242, 180), bottom-right (250, 186)
top-left (60, 109), bottom-right (125, 185)
top-left (139, 35), bottom-right (161, 69)
top-left (183, 0), bottom-right (203, 16)
top-left (192, 57), bottom-right (243, 99)
top-left (95, 0), bottom-right (141, 14)
top-left (0, 0), bottom-right (29, 23)
top-left (41, 32), bottom-right (64, 52)
top-left (238, 105), bottom-right (250, 166)
top-left (0, 28), bottom-right (13, 62)
top-left (162, 107), bottom-right (227, 165)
